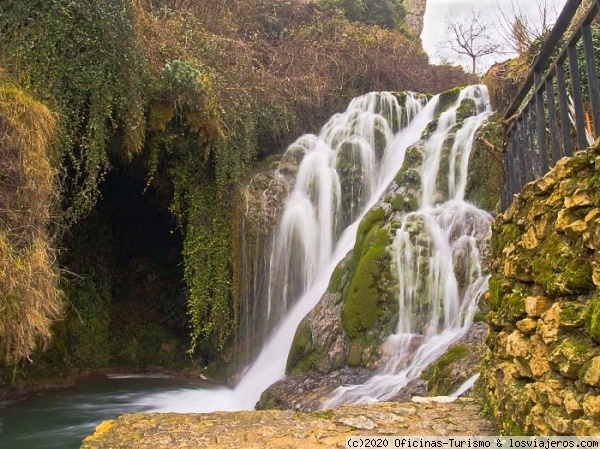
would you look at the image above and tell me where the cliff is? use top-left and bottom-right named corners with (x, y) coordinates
top-left (403, 0), bottom-right (427, 37)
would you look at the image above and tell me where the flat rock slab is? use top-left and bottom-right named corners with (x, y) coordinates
top-left (81, 399), bottom-right (496, 448)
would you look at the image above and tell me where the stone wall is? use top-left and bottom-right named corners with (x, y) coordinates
top-left (480, 143), bottom-right (600, 435)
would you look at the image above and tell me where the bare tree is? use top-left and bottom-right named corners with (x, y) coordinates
top-left (494, 0), bottom-right (561, 57)
top-left (444, 9), bottom-right (504, 74)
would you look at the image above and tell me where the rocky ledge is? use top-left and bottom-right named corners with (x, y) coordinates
top-left (81, 398), bottom-right (495, 448)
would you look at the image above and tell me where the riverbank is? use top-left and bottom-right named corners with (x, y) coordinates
top-left (81, 398), bottom-right (496, 448)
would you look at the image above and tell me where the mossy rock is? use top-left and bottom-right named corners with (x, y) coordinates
top-left (422, 344), bottom-right (469, 396)
top-left (549, 335), bottom-right (598, 379)
top-left (585, 294), bottom-right (600, 343)
top-left (342, 227), bottom-right (392, 339)
top-left (532, 234), bottom-right (594, 296)
top-left (437, 86), bottom-right (463, 112)
top-left (465, 120), bottom-right (503, 211)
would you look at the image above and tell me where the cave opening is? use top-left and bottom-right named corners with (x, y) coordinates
top-left (61, 160), bottom-right (190, 370)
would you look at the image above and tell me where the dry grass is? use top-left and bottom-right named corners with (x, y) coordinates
top-left (0, 81), bottom-right (63, 365)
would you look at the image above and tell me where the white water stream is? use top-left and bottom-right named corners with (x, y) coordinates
top-left (142, 86), bottom-right (493, 412)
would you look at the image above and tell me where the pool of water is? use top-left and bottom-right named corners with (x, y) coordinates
top-left (0, 374), bottom-right (212, 449)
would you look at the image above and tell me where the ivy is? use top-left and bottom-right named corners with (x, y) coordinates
top-left (0, 0), bottom-right (149, 224)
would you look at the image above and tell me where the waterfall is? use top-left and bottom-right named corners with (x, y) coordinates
top-left (323, 86), bottom-right (493, 407)
top-left (142, 85), bottom-right (492, 413)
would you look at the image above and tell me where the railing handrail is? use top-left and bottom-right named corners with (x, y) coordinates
top-left (501, 0), bottom-right (600, 210)
top-left (504, 0), bottom-right (583, 120)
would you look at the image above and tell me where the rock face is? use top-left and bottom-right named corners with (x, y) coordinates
top-left (480, 143), bottom-right (600, 435)
top-left (81, 399), bottom-right (496, 448)
top-left (403, 0), bottom-right (427, 37)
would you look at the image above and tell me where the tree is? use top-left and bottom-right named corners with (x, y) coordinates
top-left (494, 0), bottom-right (560, 58)
top-left (318, 0), bottom-right (405, 30)
top-left (444, 9), bottom-right (504, 74)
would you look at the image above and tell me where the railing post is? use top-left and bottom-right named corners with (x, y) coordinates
top-left (545, 79), bottom-right (561, 166)
top-left (567, 43), bottom-right (588, 149)
top-left (582, 21), bottom-right (600, 140)
top-left (556, 62), bottom-right (573, 157)
top-left (534, 72), bottom-right (548, 174)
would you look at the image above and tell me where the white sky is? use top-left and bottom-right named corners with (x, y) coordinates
top-left (421, 0), bottom-right (568, 73)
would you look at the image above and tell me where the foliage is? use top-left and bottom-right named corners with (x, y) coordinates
top-left (0, 0), bottom-right (149, 224)
top-left (0, 0), bottom-right (478, 366)
top-left (318, 0), bottom-right (406, 30)
top-left (0, 82), bottom-right (62, 365)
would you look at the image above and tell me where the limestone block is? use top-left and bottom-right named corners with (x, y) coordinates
top-left (526, 296), bottom-right (553, 318)
top-left (539, 303), bottom-right (561, 344)
top-left (549, 337), bottom-right (596, 379)
top-left (531, 410), bottom-right (552, 435)
top-left (530, 380), bottom-right (563, 406)
top-left (573, 418), bottom-right (600, 436)
top-left (562, 390), bottom-right (583, 419)
top-left (582, 394), bottom-right (600, 419)
top-left (533, 171), bottom-right (559, 195)
top-left (529, 335), bottom-right (551, 378)
top-left (564, 190), bottom-right (592, 209)
top-left (544, 405), bottom-right (572, 434)
top-left (535, 212), bottom-right (556, 241)
top-left (515, 317), bottom-right (537, 335)
top-left (556, 209), bottom-right (585, 235)
top-left (582, 356), bottom-right (600, 387)
top-left (557, 302), bottom-right (585, 330)
top-left (585, 211), bottom-right (600, 250)
top-left (496, 332), bottom-right (509, 360)
top-left (506, 330), bottom-right (530, 359)
top-left (521, 226), bottom-right (539, 250)
top-left (545, 188), bottom-right (565, 207)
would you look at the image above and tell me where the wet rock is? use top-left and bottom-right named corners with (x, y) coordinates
top-left (256, 367), bottom-right (372, 411)
top-left (81, 399), bottom-right (497, 448)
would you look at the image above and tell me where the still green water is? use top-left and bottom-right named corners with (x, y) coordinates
top-left (0, 374), bottom-right (204, 449)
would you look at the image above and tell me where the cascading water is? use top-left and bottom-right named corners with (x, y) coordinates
top-left (142, 85), bottom-right (492, 413)
top-left (323, 86), bottom-right (493, 407)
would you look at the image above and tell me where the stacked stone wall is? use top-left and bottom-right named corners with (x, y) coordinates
top-left (480, 144), bottom-right (600, 435)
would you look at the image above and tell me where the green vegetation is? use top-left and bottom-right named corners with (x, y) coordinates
top-left (585, 294), bottom-right (600, 343)
top-left (422, 344), bottom-right (468, 396)
top-left (343, 227), bottom-right (392, 338)
top-left (318, 0), bottom-right (406, 31)
top-left (0, 0), bottom-right (476, 378)
top-left (532, 234), bottom-right (594, 296)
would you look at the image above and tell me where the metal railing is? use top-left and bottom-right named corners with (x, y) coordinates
top-left (502, 0), bottom-right (600, 210)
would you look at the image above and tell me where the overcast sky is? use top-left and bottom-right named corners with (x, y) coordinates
top-left (421, 0), bottom-right (568, 72)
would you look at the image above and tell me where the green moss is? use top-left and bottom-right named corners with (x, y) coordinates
top-left (347, 339), bottom-right (364, 367)
top-left (352, 207), bottom-right (386, 268)
top-left (494, 223), bottom-right (520, 251)
top-left (456, 98), bottom-right (477, 119)
top-left (327, 261), bottom-right (349, 294)
top-left (437, 86), bottom-right (463, 111)
top-left (585, 294), bottom-right (600, 343)
top-left (550, 335), bottom-right (597, 379)
top-left (343, 227), bottom-right (391, 339)
top-left (465, 119), bottom-right (504, 211)
top-left (503, 287), bottom-right (528, 321)
top-left (532, 234), bottom-right (594, 295)
top-left (422, 344), bottom-right (469, 396)
top-left (395, 145), bottom-right (423, 185)
top-left (286, 323), bottom-right (314, 375)
top-left (487, 276), bottom-right (503, 312)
